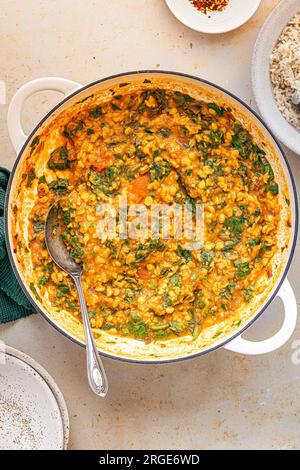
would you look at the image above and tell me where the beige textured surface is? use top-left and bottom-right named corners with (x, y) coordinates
top-left (0, 0), bottom-right (300, 450)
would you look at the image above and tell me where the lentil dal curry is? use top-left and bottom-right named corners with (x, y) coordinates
top-left (11, 78), bottom-right (291, 350)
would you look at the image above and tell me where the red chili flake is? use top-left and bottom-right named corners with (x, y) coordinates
top-left (190, 0), bottom-right (229, 14)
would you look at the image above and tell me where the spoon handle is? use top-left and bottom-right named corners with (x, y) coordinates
top-left (73, 275), bottom-right (108, 397)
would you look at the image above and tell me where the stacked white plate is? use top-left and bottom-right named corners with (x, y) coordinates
top-left (0, 346), bottom-right (69, 450)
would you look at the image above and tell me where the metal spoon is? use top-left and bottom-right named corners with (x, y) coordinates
top-left (291, 89), bottom-right (300, 113)
top-left (45, 202), bottom-right (108, 397)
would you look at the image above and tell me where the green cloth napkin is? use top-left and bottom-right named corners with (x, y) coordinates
top-left (0, 167), bottom-right (35, 323)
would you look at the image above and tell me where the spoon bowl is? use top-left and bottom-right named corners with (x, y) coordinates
top-left (45, 203), bottom-right (82, 276)
top-left (292, 89), bottom-right (300, 113)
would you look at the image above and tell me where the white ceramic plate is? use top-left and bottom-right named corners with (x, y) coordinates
top-left (165, 0), bottom-right (261, 34)
top-left (252, 0), bottom-right (300, 155)
top-left (0, 346), bottom-right (69, 450)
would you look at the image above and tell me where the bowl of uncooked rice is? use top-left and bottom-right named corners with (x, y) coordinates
top-left (270, 11), bottom-right (300, 131)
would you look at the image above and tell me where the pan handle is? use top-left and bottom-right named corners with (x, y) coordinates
top-left (7, 77), bottom-right (82, 153)
top-left (224, 279), bottom-right (297, 355)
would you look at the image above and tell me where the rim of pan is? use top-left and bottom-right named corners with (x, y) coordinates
top-left (4, 70), bottom-right (299, 364)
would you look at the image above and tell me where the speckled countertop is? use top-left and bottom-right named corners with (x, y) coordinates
top-left (0, 0), bottom-right (300, 450)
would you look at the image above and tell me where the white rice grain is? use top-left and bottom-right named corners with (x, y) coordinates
top-left (270, 12), bottom-right (300, 130)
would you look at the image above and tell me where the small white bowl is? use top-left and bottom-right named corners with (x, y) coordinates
top-left (165, 0), bottom-right (261, 34)
top-left (252, 0), bottom-right (300, 155)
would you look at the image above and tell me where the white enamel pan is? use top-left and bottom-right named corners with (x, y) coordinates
top-left (5, 71), bottom-right (298, 363)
